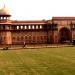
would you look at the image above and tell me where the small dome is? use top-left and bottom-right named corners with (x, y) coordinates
top-left (0, 5), bottom-right (10, 15)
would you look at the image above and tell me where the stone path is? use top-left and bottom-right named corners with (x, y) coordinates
top-left (0, 44), bottom-right (73, 50)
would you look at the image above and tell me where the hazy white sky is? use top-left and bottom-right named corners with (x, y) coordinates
top-left (0, 0), bottom-right (75, 20)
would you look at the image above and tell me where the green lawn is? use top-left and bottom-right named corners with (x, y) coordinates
top-left (0, 47), bottom-right (75, 75)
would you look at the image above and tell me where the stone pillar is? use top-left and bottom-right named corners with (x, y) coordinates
top-left (5, 31), bottom-right (12, 45)
top-left (5, 25), bottom-right (12, 45)
top-left (53, 31), bottom-right (58, 44)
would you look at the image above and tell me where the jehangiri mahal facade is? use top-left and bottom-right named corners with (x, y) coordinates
top-left (0, 6), bottom-right (75, 45)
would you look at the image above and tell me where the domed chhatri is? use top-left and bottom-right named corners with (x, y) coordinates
top-left (0, 5), bottom-right (10, 15)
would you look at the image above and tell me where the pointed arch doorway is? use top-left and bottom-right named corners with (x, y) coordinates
top-left (59, 27), bottom-right (72, 43)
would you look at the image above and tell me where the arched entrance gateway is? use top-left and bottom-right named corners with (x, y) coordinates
top-left (59, 27), bottom-right (72, 44)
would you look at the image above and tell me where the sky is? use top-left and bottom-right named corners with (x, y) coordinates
top-left (0, 0), bottom-right (75, 20)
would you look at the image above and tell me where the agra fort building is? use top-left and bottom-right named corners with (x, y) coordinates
top-left (0, 6), bottom-right (75, 45)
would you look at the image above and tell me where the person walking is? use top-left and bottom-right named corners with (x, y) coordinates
top-left (23, 41), bottom-right (26, 48)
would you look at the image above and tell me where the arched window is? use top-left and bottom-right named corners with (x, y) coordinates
top-left (17, 26), bottom-right (19, 29)
top-left (29, 36), bottom-right (31, 39)
top-left (4, 17), bottom-right (6, 20)
top-left (21, 36), bottom-right (23, 40)
top-left (40, 25), bottom-right (42, 29)
top-left (25, 36), bottom-right (27, 40)
top-left (37, 36), bottom-right (40, 42)
top-left (4, 37), bottom-right (6, 40)
top-left (33, 36), bottom-right (36, 42)
top-left (36, 25), bottom-right (38, 29)
top-left (28, 25), bottom-right (31, 29)
top-left (3, 25), bottom-right (5, 29)
top-left (13, 37), bottom-right (15, 40)
top-left (33, 36), bottom-right (35, 39)
top-left (32, 25), bottom-right (34, 29)
top-left (1, 17), bottom-right (3, 20)
top-left (41, 36), bottom-right (43, 40)
top-left (24, 26), bottom-right (27, 29)
top-left (17, 37), bottom-right (20, 41)
top-left (21, 26), bottom-right (23, 29)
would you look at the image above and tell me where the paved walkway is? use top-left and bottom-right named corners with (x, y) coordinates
top-left (0, 44), bottom-right (74, 50)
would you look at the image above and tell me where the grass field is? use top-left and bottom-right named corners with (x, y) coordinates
top-left (0, 47), bottom-right (75, 75)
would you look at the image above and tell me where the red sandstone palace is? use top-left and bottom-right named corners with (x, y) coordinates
top-left (0, 6), bottom-right (75, 45)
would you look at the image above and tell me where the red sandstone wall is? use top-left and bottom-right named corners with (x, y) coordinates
top-left (11, 31), bottom-right (48, 44)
